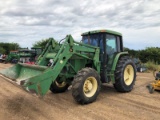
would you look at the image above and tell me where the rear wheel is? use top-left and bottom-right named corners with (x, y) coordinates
top-left (114, 56), bottom-right (136, 92)
top-left (72, 68), bottom-right (101, 104)
top-left (50, 78), bottom-right (69, 93)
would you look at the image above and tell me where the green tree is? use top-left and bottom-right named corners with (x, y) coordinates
top-left (124, 47), bottom-right (160, 64)
top-left (138, 50), bottom-right (148, 63)
top-left (145, 47), bottom-right (160, 63)
top-left (33, 38), bottom-right (51, 48)
top-left (33, 38), bottom-right (59, 49)
top-left (124, 47), bottom-right (139, 58)
top-left (0, 43), bottom-right (20, 54)
top-left (0, 47), bottom-right (6, 54)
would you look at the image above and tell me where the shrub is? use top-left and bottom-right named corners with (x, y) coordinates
top-left (145, 60), bottom-right (160, 71)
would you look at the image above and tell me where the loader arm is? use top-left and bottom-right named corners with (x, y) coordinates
top-left (36, 38), bottom-right (60, 65)
top-left (0, 35), bottom-right (100, 96)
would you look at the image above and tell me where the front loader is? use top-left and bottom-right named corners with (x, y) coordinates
top-left (0, 29), bottom-right (136, 104)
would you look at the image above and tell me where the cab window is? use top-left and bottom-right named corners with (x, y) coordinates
top-left (106, 34), bottom-right (117, 55)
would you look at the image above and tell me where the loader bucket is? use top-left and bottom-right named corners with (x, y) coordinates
top-left (0, 63), bottom-right (54, 96)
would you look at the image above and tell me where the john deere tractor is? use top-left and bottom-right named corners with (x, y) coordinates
top-left (0, 51), bottom-right (19, 63)
top-left (4, 48), bottom-right (42, 64)
top-left (0, 29), bottom-right (136, 104)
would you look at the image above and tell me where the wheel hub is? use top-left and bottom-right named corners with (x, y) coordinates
top-left (84, 80), bottom-right (93, 92)
top-left (124, 65), bottom-right (134, 85)
top-left (83, 77), bottom-right (98, 97)
top-left (55, 81), bottom-right (67, 88)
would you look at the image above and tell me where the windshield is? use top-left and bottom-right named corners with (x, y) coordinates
top-left (82, 34), bottom-right (102, 47)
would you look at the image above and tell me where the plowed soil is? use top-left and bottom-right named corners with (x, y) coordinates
top-left (0, 63), bottom-right (160, 120)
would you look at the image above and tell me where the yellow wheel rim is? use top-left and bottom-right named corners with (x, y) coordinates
top-left (83, 77), bottom-right (98, 97)
top-left (55, 81), bottom-right (67, 88)
top-left (124, 65), bottom-right (134, 85)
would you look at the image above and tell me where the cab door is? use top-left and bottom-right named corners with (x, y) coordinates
top-left (106, 34), bottom-right (118, 69)
top-left (100, 34), bottom-right (121, 83)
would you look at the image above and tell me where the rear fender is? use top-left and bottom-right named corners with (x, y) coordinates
top-left (109, 52), bottom-right (129, 83)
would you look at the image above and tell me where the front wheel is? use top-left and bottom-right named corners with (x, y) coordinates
top-left (72, 68), bottom-right (101, 104)
top-left (114, 56), bottom-right (136, 92)
top-left (50, 78), bottom-right (69, 93)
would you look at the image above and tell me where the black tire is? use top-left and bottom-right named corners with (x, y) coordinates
top-left (50, 78), bottom-right (69, 93)
top-left (146, 84), bottom-right (154, 94)
top-left (114, 56), bottom-right (136, 92)
top-left (72, 68), bottom-right (101, 104)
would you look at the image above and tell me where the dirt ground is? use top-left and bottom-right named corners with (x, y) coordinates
top-left (0, 63), bottom-right (160, 120)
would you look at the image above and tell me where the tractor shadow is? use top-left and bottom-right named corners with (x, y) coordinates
top-left (100, 83), bottom-right (117, 95)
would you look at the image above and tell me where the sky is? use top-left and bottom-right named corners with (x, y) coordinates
top-left (0, 0), bottom-right (160, 50)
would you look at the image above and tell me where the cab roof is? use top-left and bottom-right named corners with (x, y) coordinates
top-left (81, 29), bottom-right (122, 36)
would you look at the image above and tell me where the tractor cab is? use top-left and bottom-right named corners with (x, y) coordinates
top-left (82, 29), bottom-right (123, 55)
top-left (82, 30), bottom-right (124, 82)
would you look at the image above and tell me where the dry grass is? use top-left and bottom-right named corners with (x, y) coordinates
top-left (145, 61), bottom-right (160, 71)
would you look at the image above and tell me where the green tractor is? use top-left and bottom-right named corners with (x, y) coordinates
top-left (0, 29), bottom-right (136, 104)
top-left (5, 50), bottom-right (19, 63)
top-left (5, 48), bottom-right (43, 64)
